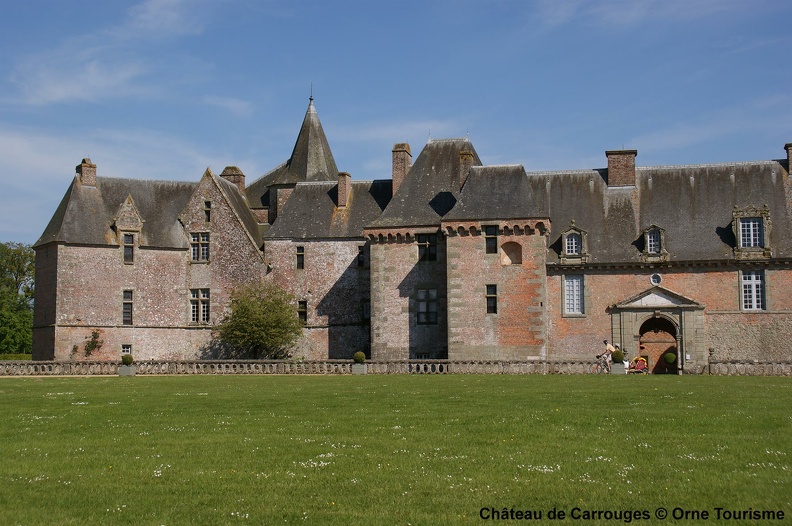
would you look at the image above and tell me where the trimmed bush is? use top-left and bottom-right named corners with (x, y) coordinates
top-left (663, 352), bottom-right (677, 364)
top-left (353, 352), bottom-right (366, 364)
top-left (121, 354), bottom-right (134, 366)
top-left (611, 348), bottom-right (625, 363)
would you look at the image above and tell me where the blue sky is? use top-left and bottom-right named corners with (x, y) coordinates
top-left (2, 0), bottom-right (791, 244)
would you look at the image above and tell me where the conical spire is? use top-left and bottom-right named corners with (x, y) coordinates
top-left (280, 97), bottom-right (339, 183)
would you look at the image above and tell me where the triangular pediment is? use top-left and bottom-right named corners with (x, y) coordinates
top-left (614, 286), bottom-right (703, 309)
top-left (113, 195), bottom-right (144, 232)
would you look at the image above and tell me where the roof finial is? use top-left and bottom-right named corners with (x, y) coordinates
top-left (428, 129), bottom-right (431, 143)
top-left (309, 83), bottom-right (313, 102)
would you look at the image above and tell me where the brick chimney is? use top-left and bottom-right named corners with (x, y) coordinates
top-left (337, 172), bottom-right (351, 208)
top-left (392, 143), bottom-right (411, 197)
top-left (605, 150), bottom-right (637, 187)
top-left (76, 158), bottom-right (96, 186)
top-left (785, 143), bottom-right (792, 173)
top-left (220, 166), bottom-right (245, 193)
top-left (459, 148), bottom-right (474, 190)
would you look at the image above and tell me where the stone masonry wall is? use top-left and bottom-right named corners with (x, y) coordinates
top-left (264, 238), bottom-right (370, 360)
top-left (369, 234), bottom-right (448, 360)
top-left (446, 226), bottom-right (547, 360)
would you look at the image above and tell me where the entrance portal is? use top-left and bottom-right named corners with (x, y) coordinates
top-left (639, 317), bottom-right (678, 374)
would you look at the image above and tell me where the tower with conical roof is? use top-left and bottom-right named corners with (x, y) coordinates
top-left (246, 97), bottom-right (339, 224)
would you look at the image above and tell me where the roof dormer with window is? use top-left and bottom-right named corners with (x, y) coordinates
top-left (640, 225), bottom-right (669, 263)
top-left (732, 205), bottom-right (771, 260)
top-left (560, 222), bottom-right (589, 264)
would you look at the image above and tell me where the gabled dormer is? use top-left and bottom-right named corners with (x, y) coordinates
top-left (640, 224), bottom-right (668, 263)
top-left (560, 221), bottom-right (589, 264)
top-left (113, 195), bottom-right (144, 264)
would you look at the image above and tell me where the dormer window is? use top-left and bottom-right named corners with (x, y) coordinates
top-left (560, 222), bottom-right (588, 264)
top-left (123, 233), bottom-right (135, 264)
top-left (733, 206), bottom-right (771, 259)
top-left (640, 225), bottom-right (668, 262)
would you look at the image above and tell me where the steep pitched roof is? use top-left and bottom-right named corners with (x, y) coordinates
top-left (266, 179), bottom-right (392, 239)
top-left (34, 177), bottom-right (196, 249)
top-left (444, 165), bottom-right (548, 221)
top-left (213, 174), bottom-right (265, 248)
top-left (368, 138), bottom-right (482, 229)
top-left (531, 159), bottom-right (792, 264)
top-left (246, 98), bottom-right (339, 209)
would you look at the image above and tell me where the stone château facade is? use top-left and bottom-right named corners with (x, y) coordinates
top-left (33, 98), bottom-right (792, 372)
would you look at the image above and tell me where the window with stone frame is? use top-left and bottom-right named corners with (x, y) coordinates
top-left (416, 288), bottom-right (438, 325)
top-left (361, 299), bottom-right (371, 322)
top-left (123, 233), bottom-right (135, 264)
top-left (563, 274), bottom-right (584, 315)
top-left (190, 232), bottom-right (210, 262)
top-left (741, 270), bottom-right (765, 311)
top-left (357, 245), bottom-right (366, 267)
top-left (640, 225), bottom-right (668, 262)
top-left (297, 300), bottom-right (308, 324)
top-left (190, 289), bottom-right (210, 323)
top-left (122, 290), bottom-right (133, 325)
top-left (121, 344), bottom-right (132, 355)
top-left (485, 284), bottom-right (498, 314)
top-left (560, 223), bottom-right (589, 264)
top-left (484, 226), bottom-right (498, 254)
top-left (296, 246), bottom-right (305, 269)
top-left (204, 201), bottom-right (212, 223)
top-left (733, 206), bottom-right (771, 259)
top-left (416, 234), bottom-right (437, 262)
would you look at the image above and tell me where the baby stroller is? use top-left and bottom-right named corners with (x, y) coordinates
top-left (628, 357), bottom-right (649, 374)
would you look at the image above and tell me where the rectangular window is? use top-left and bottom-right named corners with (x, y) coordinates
top-left (741, 270), bottom-right (765, 311)
top-left (121, 344), bottom-right (132, 355)
top-left (122, 290), bottom-right (133, 325)
top-left (416, 234), bottom-right (437, 262)
top-left (204, 201), bottom-right (212, 223)
top-left (740, 218), bottom-right (763, 248)
top-left (357, 246), bottom-right (366, 267)
top-left (123, 233), bottom-right (134, 264)
top-left (564, 275), bottom-right (584, 315)
top-left (417, 288), bottom-right (438, 325)
top-left (486, 284), bottom-right (497, 314)
top-left (362, 299), bottom-right (371, 321)
top-left (296, 246), bottom-right (305, 269)
top-left (191, 232), bottom-right (210, 261)
top-left (297, 300), bottom-right (308, 324)
top-left (484, 226), bottom-right (498, 254)
top-left (565, 233), bottom-right (581, 255)
top-left (647, 230), bottom-right (661, 254)
top-left (190, 289), bottom-right (210, 323)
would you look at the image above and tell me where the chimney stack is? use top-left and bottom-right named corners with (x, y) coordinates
top-left (459, 148), bottom-right (474, 190)
top-left (337, 172), bottom-right (351, 208)
top-left (76, 158), bottom-right (96, 186)
top-left (220, 166), bottom-right (245, 194)
top-left (392, 143), bottom-right (411, 197)
top-left (785, 143), bottom-right (792, 174)
top-left (605, 150), bottom-right (637, 187)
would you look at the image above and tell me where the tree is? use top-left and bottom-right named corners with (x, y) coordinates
top-left (215, 281), bottom-right (303, 359)
top-left (0, 242), bottom-right (35, 354)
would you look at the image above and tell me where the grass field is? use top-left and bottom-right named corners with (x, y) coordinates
top-left (0, 375), bottom-right (790, 525)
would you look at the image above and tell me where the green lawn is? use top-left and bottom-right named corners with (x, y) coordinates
top-left (0, 375), bottom-right (789, 525)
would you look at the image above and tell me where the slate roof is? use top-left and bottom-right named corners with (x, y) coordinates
top-left (529, 159), bottom-right (792, 264)
top-left (214, 174), bottom-right (263, 247)
top-left (246, 98), bottom-right (339, 210)
top-left (368, 138), bottom-right (482, 229)
top-left (444, 164), bottom-right (549, 221)
top-left (266, 180), bottom-right (392, 239)
top-left (34, 177), bottom-right (197, 249)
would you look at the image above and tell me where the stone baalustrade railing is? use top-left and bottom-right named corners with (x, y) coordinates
top-left (1, 359), bottom-right (790, 376)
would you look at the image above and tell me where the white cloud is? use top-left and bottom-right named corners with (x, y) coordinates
top-left (201, 96), bottom-right (254, 117)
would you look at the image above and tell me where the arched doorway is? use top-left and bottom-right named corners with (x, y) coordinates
top-left (639, 317), bottom-right (678, 374)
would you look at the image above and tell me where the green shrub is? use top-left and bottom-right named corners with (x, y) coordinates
top-left (611, 348), bottom-right (625, 362)
top-left (121, 354), bottom-right (134, 366)
top-left (353, 352), bottom-right (366, 364)
top-left (663, 352), bottom-right (677, 364)
top-left (0, 354), bottom-right (32, 361)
